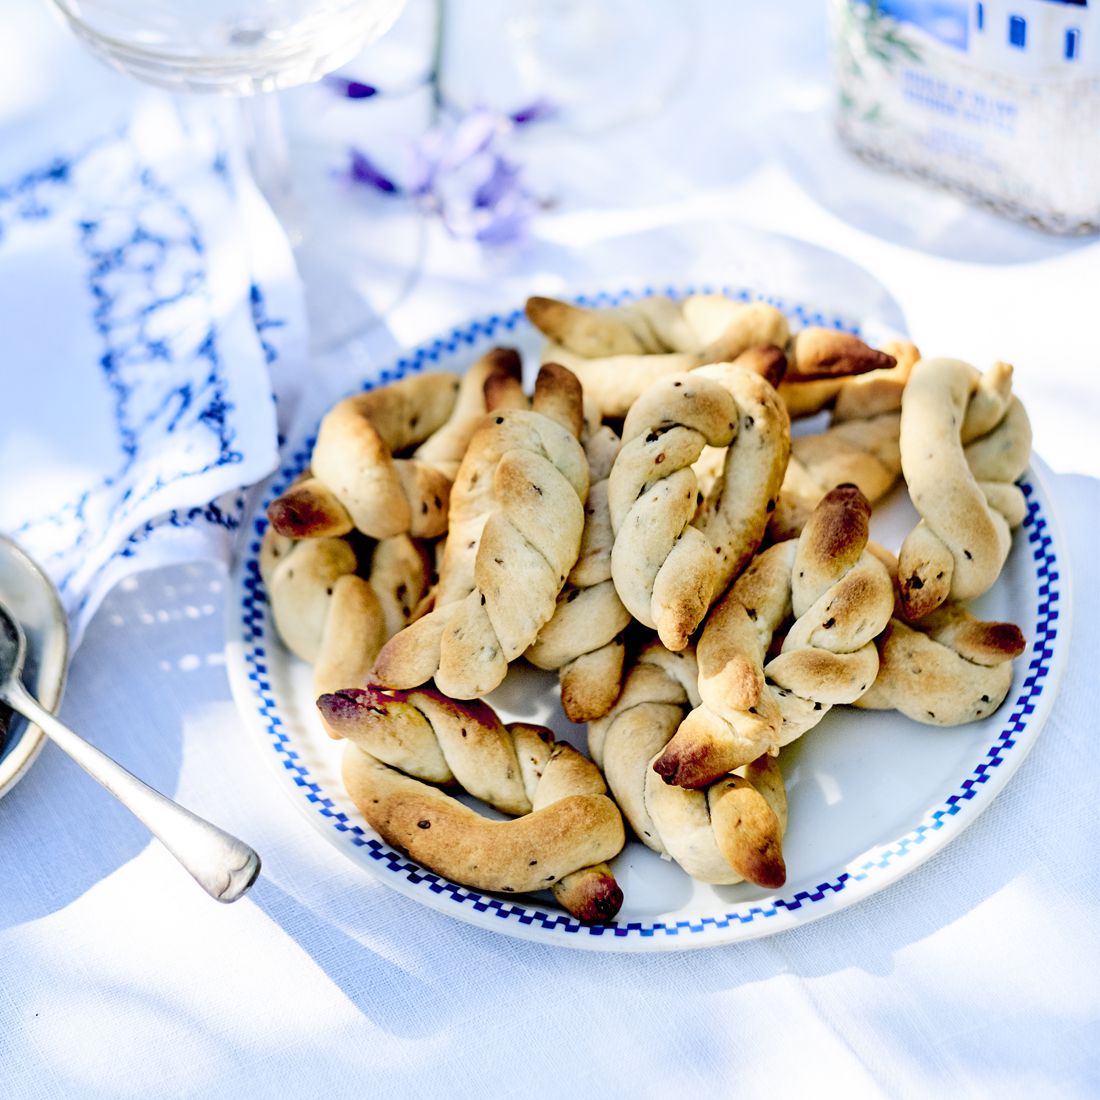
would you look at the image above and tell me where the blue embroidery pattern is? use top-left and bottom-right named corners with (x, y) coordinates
top-left (0, 130), bottom-right (256, 602)
top-left (0, 154), bottom-right (76, 232)
top-left (234, 290), bottom-right (1059, 943)
top-left (250, 282), bottom-right (287, 367)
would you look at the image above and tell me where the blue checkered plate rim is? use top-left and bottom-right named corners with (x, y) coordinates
top-left (224, 284), bottom-right (1070, 952)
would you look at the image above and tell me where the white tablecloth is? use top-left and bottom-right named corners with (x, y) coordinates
top-left (2, 2), bottom-right (1098, 1097)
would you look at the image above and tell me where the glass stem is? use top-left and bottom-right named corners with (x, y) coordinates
top-left (239, 91), bottom-right (304, 243)
top-left (429, 0), bottom-right (445, 122)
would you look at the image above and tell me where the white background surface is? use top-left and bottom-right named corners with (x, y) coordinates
top-left (2, 1), bottom-right (1098, 1096)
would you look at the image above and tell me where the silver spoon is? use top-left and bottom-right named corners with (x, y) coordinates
top-left (0, 599), bottom-right (261, 903)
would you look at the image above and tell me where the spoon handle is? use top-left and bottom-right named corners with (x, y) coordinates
top-left (2, 680), bottom-right (260, 903)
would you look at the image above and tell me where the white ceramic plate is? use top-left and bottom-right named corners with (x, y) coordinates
top-left (225, 286), bottom-right (1070, 951)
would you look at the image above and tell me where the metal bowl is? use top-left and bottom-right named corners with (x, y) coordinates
top-left (0, 535), bottom-right (69, 800)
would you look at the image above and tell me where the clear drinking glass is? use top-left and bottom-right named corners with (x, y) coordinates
top-left (441, 0), bottom-right (694, 132)
top-left (48, 0), bottom-right (406, 95)
top-left (48, 0), bottom-right (411, 349)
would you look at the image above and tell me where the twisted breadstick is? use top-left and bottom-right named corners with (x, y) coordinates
top-left (687, 347), bottom-right (786, 507)
top-left (528, 294), bottom-right (788, 358)
top-left (321, 686), bottom-right (625, 921)
top-left (859, 607), bottom-right (1025, 726)
top-left (856, 544), bottom-right (1026, 725)
top-left (373, 365), bottom-right (589, 698)
top-left (769, 341), bottom-right (919, 540)
top-left (410, 347), bottom-right (522, 479)
top-left (898, 359), bottom-right (1031, 620)
top-left (431, 362), bottom-right (585, 611)
top-left (530, 296), bottom-right (791, 417)
top-left (268, 350), bottom-right (522, 542)
top-left (777, 335), bottom-right (908, 419)
top-left (368, 536), bottom-right (436, 638)
top-left (832, 340), bottom-right (921, 422)
top-left (261, 527), bottom-right (432, 698)
top-left (529, 293), bottom-right (892, 419)
top-left (267, 372), bottom-right (457, 540)
top-left (261, 530), bottom-right (361, 664)
top-left (654, 485), bottom-right (894, 789)
top-left (588, 641), bottom-right (787, 887)
top-left (526, 424), bottom-right (631, 722)
top-left (607, 361), bottom-right (789, 651)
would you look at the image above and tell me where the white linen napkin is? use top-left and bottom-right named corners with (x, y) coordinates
top-left (0, 96), bottom-right (306, 641)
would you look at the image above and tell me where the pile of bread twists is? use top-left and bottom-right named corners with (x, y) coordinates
top-left (260, 292), bottom-right (1032, 923)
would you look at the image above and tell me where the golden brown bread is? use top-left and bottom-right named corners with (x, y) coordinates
top-left (588, 641), bottom-right (787, 887)
top-left (530, 294), bottom-right (895, 419)
top-left (270, 372), bottom-right (458, 540)
top-left (769, 340), bottom-right (919, 540)
top-left (898, 358), bottom-right (1031, 620)
top-left (261, 532), bottom-right (359, 666)
top-left (856, 616), bottom-right (1023, 725)
top-left (857, 543), bottom-right (1026, 725)
top-left (607, 361), bottom-right (789, 651)
top-left (412, 347), bottom-right (523, 479)
top-left (261, 526), bottom-right (432, 699)
top-left (324, 687), bottom-right (624, 921)
top-left (692, 361), bottom-right (791, 598)
top-left (787, 328), bottom-right (896, 381)
top-left (268, 351), bottom-right (522, 542)
top-left (653, 486), bottom-right (894, 789)
top-left (531, 295), bottom-right (791, 417)
top-left (777, 337), bottom-right (917, 420)
top-left (607, 371), bottom-right (738, 649)
top-left (372, 365), bottom-right (589, 698)
top-left (260, 317), bottom-right (1037, 909)
top-left (769, 413), bottom-right (904, 541)
top-left (266, 476), bottom-right (355, 540)
top-left (526, 424), bottom-right (631, 722)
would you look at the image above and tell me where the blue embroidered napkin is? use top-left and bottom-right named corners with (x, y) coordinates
top-left (0, 98), bottom-right (306, 640)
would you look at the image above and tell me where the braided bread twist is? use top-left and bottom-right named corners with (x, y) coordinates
top-left (268, 350), bottom-right (522, 542)
top-left (410, 347), bottom-right (523, 479)
top-left (529, 293), bottom-right (893, 419)
top-left (268, 371), bottom-right (456, 541)
top-left (607, 361), bottom-right (789, 651)
top-left (588, 641), bottom-right (787, 887)
top-left (653, 485), bottom-right (894, 789)
top-left (777, 335), bottom-right (907, 419)
top-left (530, 295), bottom-right (791, 417)
top-left (769, 341), bottom-right (919, 541)
top-left (525, 424), bottom-right (632, 722)
top-left (528, 293), bottom-right (790, 359)
top-left (433, 361), bottom-right (585, 611)
top-left (856, 545), bottom-right (1026, 725)
top-left (898, 359), bottom-right (1032, 620)
top-left (372, 365), bottom-right (589, 699)
top-left (261, 527), bottom-right (432, 698)
top-left (321, 686), bottom-right (625, 921)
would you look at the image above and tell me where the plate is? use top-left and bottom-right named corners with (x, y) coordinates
top-left (224, 285), bottom-right (1070, 951)
top-left (0, 535), bottom-right (69, 800)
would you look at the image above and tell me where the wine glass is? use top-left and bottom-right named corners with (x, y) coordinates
top-left (47, 0), bottom-right (411, 349)
top-left (47, 0), bottom-right (406, 94)
top-left (441, 0), bottom-right (694, 133)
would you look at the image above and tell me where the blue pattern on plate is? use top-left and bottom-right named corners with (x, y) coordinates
top-left (235, 289), bottom-right (1058, 941)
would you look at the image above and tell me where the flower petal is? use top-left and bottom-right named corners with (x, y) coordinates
top-left (348, 148), bottom-right (400, 194)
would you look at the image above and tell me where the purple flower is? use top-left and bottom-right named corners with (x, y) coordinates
top-left (509, 98), bottom-right (557, 126)
top-left (348, 149), bottom-right (399, 193)
top-left (325, 76), bottom-right (379, 100)
top-left (343, 103), bottom-right (549, 248)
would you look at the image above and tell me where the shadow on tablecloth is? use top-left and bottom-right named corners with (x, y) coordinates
top-left (241, 473), bottom-right (1095, 1053)
top-left (0, 566), bottom-right (223, 929)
